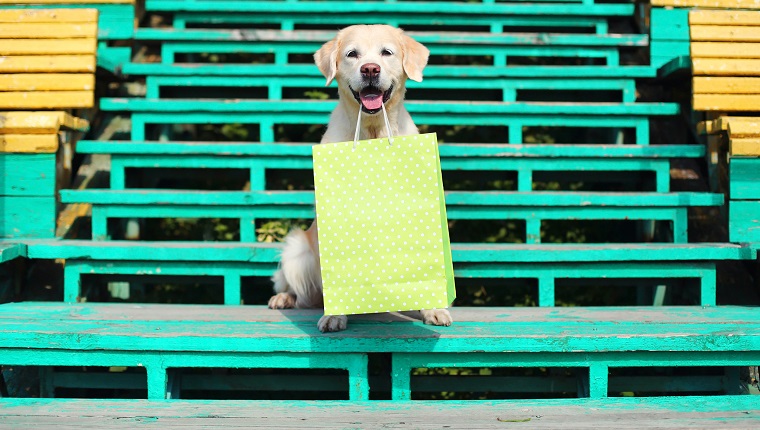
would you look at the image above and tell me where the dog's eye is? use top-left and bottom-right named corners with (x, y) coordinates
top-left (381, 48), bottom-right (394, 56)
top-left (346, 50), bottom-right (358, 58)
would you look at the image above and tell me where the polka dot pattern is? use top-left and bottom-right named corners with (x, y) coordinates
top-left (313, 133), bottom-right (455, 316)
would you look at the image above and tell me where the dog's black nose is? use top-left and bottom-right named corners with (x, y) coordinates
top-left (360, 63), bottom-right (381, 79)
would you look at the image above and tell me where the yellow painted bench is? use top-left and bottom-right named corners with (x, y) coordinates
top-left (689, 10), bottom-right (760, 112)
top-left (698, 116), bottom-right (760, 156)
top-left (0, 8), bottom-right (97, 109)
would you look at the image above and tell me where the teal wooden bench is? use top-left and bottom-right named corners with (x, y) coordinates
top-left (1, 396), bottom-right (758, 428)
top-left (99, 98), bottom-right (678, 144)
top-left (14, 240), bottom-right (755, 306)
top-left (0, 303), bottom-right (758, 400)
top-left (123, 64), bottom-right (657, 103)
top-left (146, 0), bottom-right (635, 34)
top-left (76, 141), bottom-right (705, 193)
top-left (136, 28), bottom-right (647, 67)
top-left (58, 190), bottom-right (723, 244)
top-left (729, 158), bottom-right (760, 244)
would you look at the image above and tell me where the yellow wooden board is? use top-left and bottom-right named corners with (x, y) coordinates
top-left (691, 42), bottom-right (760, 59)
top-left (693, 77), bottom-right (760, 94)
top-left (691, 25), bottom-right (760, 43)
top-left (0, 74), bottom-right (94, 92)
top-left (0, 91), bottom-right (94, 109)
top-left (0, 55), bottom-right (96, 73)
top-left (693, 58), bottom-right (760, 76)
top-left (689, 10), bottom-right (760, 26)
top-left (0, 39), bottom-right (96, 55)
top-left (0, 9), bottom-right (97, 23)
top-left (0, 112), bottom-right (58, 133)
top-left (0, 23), bottom-right (97, 39)
top-left (0, 134), bottom-right (57, 153)
top-left (652, 0), bottom-right (760, 8)
top-left (726, 119), bottom-right (760, 137)
top-left (730, 137), bottom-right (760, 156)
top-left (693, 94), bottom-right (760, 111)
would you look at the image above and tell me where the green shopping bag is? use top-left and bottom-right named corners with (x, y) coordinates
top-left (313, 131), bottom-right (456, 316)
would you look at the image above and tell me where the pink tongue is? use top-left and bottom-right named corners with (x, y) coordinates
top-left (360, 93), bottom-right (383, 110)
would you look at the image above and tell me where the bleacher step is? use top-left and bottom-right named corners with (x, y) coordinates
top-left (0, 396), bottom-right (758, 429)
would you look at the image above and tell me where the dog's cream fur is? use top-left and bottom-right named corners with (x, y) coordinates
top-left (268, 25), bottom-right (453, 332)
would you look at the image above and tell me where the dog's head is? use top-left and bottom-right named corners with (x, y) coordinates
top-left (314, 25), bottom-right (429, 114)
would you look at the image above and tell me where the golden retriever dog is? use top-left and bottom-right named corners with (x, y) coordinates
top-left (268, 25), bottom-right (453, 333)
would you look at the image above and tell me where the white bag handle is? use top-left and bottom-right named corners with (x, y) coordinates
top-left (353, 101), bottom-right (394, 149)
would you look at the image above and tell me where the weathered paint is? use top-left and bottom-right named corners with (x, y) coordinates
top-left (0, 396), bottom-right (757, 428)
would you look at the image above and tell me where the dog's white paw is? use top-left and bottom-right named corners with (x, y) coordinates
top-left (318, 315), bottom-right (348, 333)
top-left (268, 292), bottom-right (296, 309)
top-left (420, 309), bottom-right (453, 326)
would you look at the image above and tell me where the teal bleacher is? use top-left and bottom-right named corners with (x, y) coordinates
top-left (0, 0), bottom-right (758, 425)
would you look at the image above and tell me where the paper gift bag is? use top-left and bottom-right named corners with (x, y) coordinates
top-left (313, 132), bottom-right (456, 316)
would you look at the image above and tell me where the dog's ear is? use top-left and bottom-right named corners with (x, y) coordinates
top-left (314, 38), bottom-right (339, 86)
top-left (401, 33), bottom-right (429, 82)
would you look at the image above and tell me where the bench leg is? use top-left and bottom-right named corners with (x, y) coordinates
top-left (91, 207), bottom-right (109, 241)
top-left (224, 274), bottom-right (242, 305)
top-left (147, 364), bottom-right (169, 400)
top-left (588, 363), bottom-right (609, 398)
top-left (517, 169), bottom-right (532, 192)
top-left (508, 123), bottom-right (523, 144)
top-left (635, 119), bottom-right (650, 146)
top-left (346, 354), bottom-right (370, 401)
top-left (700, 266), bottom-right (717, 307)
top-left (260, 121), bottom-right (275, 143)
top-left (538, 275), bottom-right (555, 307)
top-left (672, 209), bottom-right (688, 244)
top-left (391, 354), bottom-right (412, 401)
top-left (526, 218), bottom-right (541, 244)
top-left (63, 263), bottom-right (82, 303)
top-left (249, 165), bottom-right (266, 191)
top-left (240, 217), bottom-right (256, 242)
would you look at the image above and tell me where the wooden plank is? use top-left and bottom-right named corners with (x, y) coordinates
top-left (691, 25), bottom-right (760, 43)
top-left (0, 23), bottom-right (97, 39)
top-left (124, 63), bottom-right (659, 79)
top-left (1, 396), bottom-right (760, 429)
top-left (729, 200), bottom-right (760, 242)
top-left (18, 240), bottom-right (753, 262)
top-left (689, 10), bottom-right (760, 26)
top-left (726, 118), bottom-right (760, 137)
top-left (693, 58), bottom-right (760, 76)
top-left (730, 138), bottom-right (760, 156)
top-left (694, 94), bottom-right (760, 111)
top-left (0, 111), bottom-right (89, 133)
top-left (0, 153), bottom-right (56, 196)
top-left (730, 158), bottom-right (760, 199)
top-left (100, 98), bottom-right (679, 116)
top-left (0, 39), bottom-right (97, 55)
top-left (0, 91), bottom-right (93, 109)
top-left (693, 77), bottom-right (760, 94)
top-left (650, 8), bottom-right (690, 41)
top-left (75, 141), bottom-right (705, 158)
top-left (145, 1), bottom-right (634, 16)
top-left (652, 0), bottom-right (760, 8)
top-left (0, 55), bottom-right (95, 73)
top-left (1, 304), bottom-right (760, 352)
top-left (0, 74), bottom-right (94, 91)
top-left (134, 28), bottom-right (649, 47)
top-left (59, 189), bottom-right (724, 207)
top-left (0, 134), bottom-right (57, 153)
top-left (0, 8), bottom-right (97, 23)
top-left (691, 42), bottom-right (760, 59)
top-left (0, 196), bottom-right (55, 238)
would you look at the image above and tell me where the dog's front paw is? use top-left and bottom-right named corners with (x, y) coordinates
top-left (420, 309), bottom-right (453, 326)
top-left (268, 292), bottom-right (296, 309)
top-left (318, 315), bottom-right (348, 333)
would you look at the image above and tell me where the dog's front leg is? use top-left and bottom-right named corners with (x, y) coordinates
top-left (419, 309), bottom-right (453, 326)
top-left (318, 315), bottom-right (348, 332)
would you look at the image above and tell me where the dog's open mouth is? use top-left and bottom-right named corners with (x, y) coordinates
top-left (350, 85), bottom-right (394, 114)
